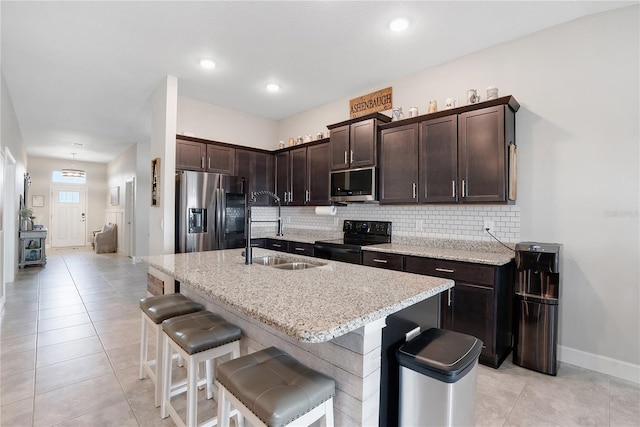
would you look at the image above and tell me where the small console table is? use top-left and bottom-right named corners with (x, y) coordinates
top-left (19, 229), bottom-right (47, 268)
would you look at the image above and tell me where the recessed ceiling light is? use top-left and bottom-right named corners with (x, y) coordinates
top-left (389, 17), bottom-right (409, 32)
top-left (200, 58), bottom-right (216, 69)
top-left (266, 83), bottom-right (280, 92)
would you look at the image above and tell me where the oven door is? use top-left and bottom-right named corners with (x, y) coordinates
top-left (314, 242), bottom-right (362, 264)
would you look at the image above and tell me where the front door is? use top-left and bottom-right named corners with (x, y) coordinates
top-left (51, 186), bottom-right (87, 247)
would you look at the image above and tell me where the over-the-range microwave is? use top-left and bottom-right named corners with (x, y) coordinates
top-left (330, 166), bottom-right (378, 202)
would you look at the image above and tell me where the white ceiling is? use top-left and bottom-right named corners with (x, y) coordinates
top-left (2, 1), bottom-right (634, 163)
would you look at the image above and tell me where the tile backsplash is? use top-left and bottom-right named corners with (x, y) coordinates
top-left (252, 204), bottom-right (520, 243)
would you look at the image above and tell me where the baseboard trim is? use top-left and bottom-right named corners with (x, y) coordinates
top-left (559, 345), bottom-right (640, 384)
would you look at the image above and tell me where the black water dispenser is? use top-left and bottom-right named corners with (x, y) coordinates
top-left (513, 242), bottom-right (562, 375)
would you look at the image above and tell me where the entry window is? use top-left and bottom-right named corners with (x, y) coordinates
top-left (58, 191), bottom-right (80, 203)
top-left (52, 171), bottom-right (86, 184)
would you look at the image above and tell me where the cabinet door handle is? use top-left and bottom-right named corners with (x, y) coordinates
top-left (208, 157), bottom-right (211, 169)
top-left (447, 288), bottom-right (453, 306)
top-left (373, 259), bottom-right (388, 264)
top-left (344, 151), bottom-right (348, 165)
top-left (350, 150), bottom-right (354, 164)
top-left (272, 243), bottom-right (283, 248)
top-left (305, 190), bottom-right (310, 203)
top-left (462, 179), bottom-right (467, 197)
top-left (294, 247), bottom-right (306, 252)
top-left (201, 156), bottom-right (205, 169)
top-left (452, 180), bottom-right (456, 198)
top-left (412, 183), bottom-right (417, 199)
top-left (435, 267), bottom-right (455, 273)
top-left (250, 243), bottom-right (260, 247)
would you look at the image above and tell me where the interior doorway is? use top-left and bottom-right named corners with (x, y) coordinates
top-left (50, 185), bottom-right (87, 247)
top-left (125, 179), bottom-right (135, 257)
top-left (3, 148), bottom-right (17, 287)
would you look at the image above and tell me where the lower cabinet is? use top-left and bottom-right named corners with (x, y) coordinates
top-left (362, 251), bottom-right (403, 271)
top-left (288, 242), bottom-right (315, 257)
top-left (403, 256), bottom-right (514, 368)
top-left (249, 238), bottom-right (266, 248)
top-left (266, 239), bottom-right (288, 252)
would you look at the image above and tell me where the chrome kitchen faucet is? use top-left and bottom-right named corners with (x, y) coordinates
top-left (245, 191), bottom-right (283, 264)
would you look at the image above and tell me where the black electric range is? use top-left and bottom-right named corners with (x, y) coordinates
top-left (314, 220), bottom-right (392, 264)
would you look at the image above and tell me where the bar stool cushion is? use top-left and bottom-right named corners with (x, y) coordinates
top-left (217, 346), bottom-right (335, 427)
top-left (162, 311), bottom-right (242, 355)
top-left (140, 294), bottom-right (204, 324)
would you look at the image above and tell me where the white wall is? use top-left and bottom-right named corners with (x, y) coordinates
top-left (177, 96), bottom-right (278, 150)
top-left (149, 76), bottom-right (178, 255)
top-left (106, 144), bottom-right (137, 254)
top-left (274, 6), bottom-right (640, 376)
top-left (135, 139), bottom-right (150, 259)
top-left (27, 156), bottom-right (108, 245)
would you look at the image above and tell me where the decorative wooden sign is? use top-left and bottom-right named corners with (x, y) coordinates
top-left (151, 158), bottom-right (160, 206)
top-left (349, 87), bottom-right (393, 118)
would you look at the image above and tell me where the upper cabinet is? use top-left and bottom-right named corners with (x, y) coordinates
top-left (236, 149), bottom-right (274, 205)
top-left (328, 113), bottom-right (391, 170)
top-left (176, 139), bottom-right (207, 171)
top-left (275, 141), bottom-right (331, 206)
top-left (176, 137), bottom-right (236, 174)
top-left (458, 105), bottom-right (514, 203)
top-left (379, 96), bottom-right (519, 205)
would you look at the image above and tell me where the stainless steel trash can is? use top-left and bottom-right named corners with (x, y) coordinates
top-left (396, 328), bottom-right (483, 427)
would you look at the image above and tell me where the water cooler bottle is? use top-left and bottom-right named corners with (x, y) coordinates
top-left (513, 242), bottom-right (562, 375)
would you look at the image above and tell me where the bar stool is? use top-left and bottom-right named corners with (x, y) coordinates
top-left (162, 310), bottom-right (242, 427)
top-left (139, 293), bottom-right (205, 407)
top-left (216, 346), bottom-right (335, 427)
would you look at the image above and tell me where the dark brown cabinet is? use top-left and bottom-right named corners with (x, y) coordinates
top-left (328, 114), bottom-right (390, 170)
top-left (176, 137), bottom-right (236, 175)
top-left (403, 255), bottom-right (514, 368)
top-left (275, 142), bottom-right (330, 206)
top-left (362, 251), bottom-right (403, 271)
top-left (419, 115), bottom-right (458, 203)
top-left (266, 239), bottom-right (288, 252)
top-left (236, 149), bottom-right (274, 206)
top-left (206, 144), bottom-right (235, 175)
top-left (306, 143), bottom-right (331, 206)
top-left (379, 124), bottom-right (419, 204)
top-left (458, 105), bottom-right (514, 203)
top-left (378, 97), bottom-right (518, 205)
top-left (288, 242), bottom-right (315, 257)
top-left (176, 139), bottom-right (206, 171)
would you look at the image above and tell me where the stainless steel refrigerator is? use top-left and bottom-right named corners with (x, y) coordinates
top-left (175, 171), bottom-right (246, 253)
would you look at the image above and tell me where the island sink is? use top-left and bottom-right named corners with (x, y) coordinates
top-left (251, 255), bottom-right (325, 270)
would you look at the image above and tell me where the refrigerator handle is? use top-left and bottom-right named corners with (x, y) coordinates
top-left (217, 189), bottom-right (225, 248)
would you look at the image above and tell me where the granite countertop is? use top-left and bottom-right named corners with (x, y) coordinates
top-left (144, 248), bottom-right (452, 344)
top-left (257, 231), bottom-right (514, 265)
top-left (363, 243), bottom-right (514, 266)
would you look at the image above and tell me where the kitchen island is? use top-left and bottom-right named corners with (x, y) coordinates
top-left (145, 248), bottom-right (453, 426)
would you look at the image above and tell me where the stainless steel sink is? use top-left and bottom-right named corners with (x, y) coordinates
top-left (271, 262), bottom-right (325, 270)
top-left (251, 256), bottom-right (325, 270)
top-left (251, 256), bottom-right (291, 266)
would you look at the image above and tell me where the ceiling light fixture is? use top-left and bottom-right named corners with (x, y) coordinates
top-left (389, 17), bottom-right (409, 32)
top-left (200, 58), bottom-right (216, 69)
top-left (266, 83), bottom-right (280, 92)
top-left (61, 153), bottom-right (86, 178)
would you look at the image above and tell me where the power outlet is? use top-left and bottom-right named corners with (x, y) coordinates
top-left (483, 220), bottom-right (495, 233)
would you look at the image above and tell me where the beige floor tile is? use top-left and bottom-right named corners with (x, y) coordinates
top-left (0, 301), bottom-right (39, 316)
top-left (0, 396), bottom-right (34, 427)
top-left (0, 333), bottom-right (37, 356)
top-left (93, 316), bottom-right (139, 335)
top-left (38, 296), bottom-right (84, 310)
top-left (89, 305), bottom-right (139, 322)
top-left (38, 303), bottom-right (87, 320)
top-left (84, 298), bottom-right (131, 313)
top-left (99, 326), bottom-right (143, 350)
top-left (37, 312), bottom-right (91, 332)
top-left (0, 369), bottom-right (35, 406)
top-left (36, 335), bottom-right (104, 367)
top-left (0, 320), bottom-right (38, 340)
top-left (1, 348), bottom-right (35, 376)
top-left (107, 342), bottom-right (143, 371)
top-left (33, 372), bottom-right (127, 426)
top-left (55, 399), bottom-right (139, 427)
top-left (610, 377), bottom-right (640, 426)
top-left (36, 323), bottom-right (96, 347)
top-left (475, 364), bottom-right (527, 427)
top-left (35, 351), bottom-right (113, 394)
top-left (38, 287), bottom-right (78, 300)
top-left (115, 365), bottom-right (156, 399)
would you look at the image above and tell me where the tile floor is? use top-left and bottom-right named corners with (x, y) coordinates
top-left (1, 247), bottom-right (638, 426)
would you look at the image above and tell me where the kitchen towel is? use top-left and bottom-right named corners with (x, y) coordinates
top-left (315, 206), bottom-right (337, 216)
